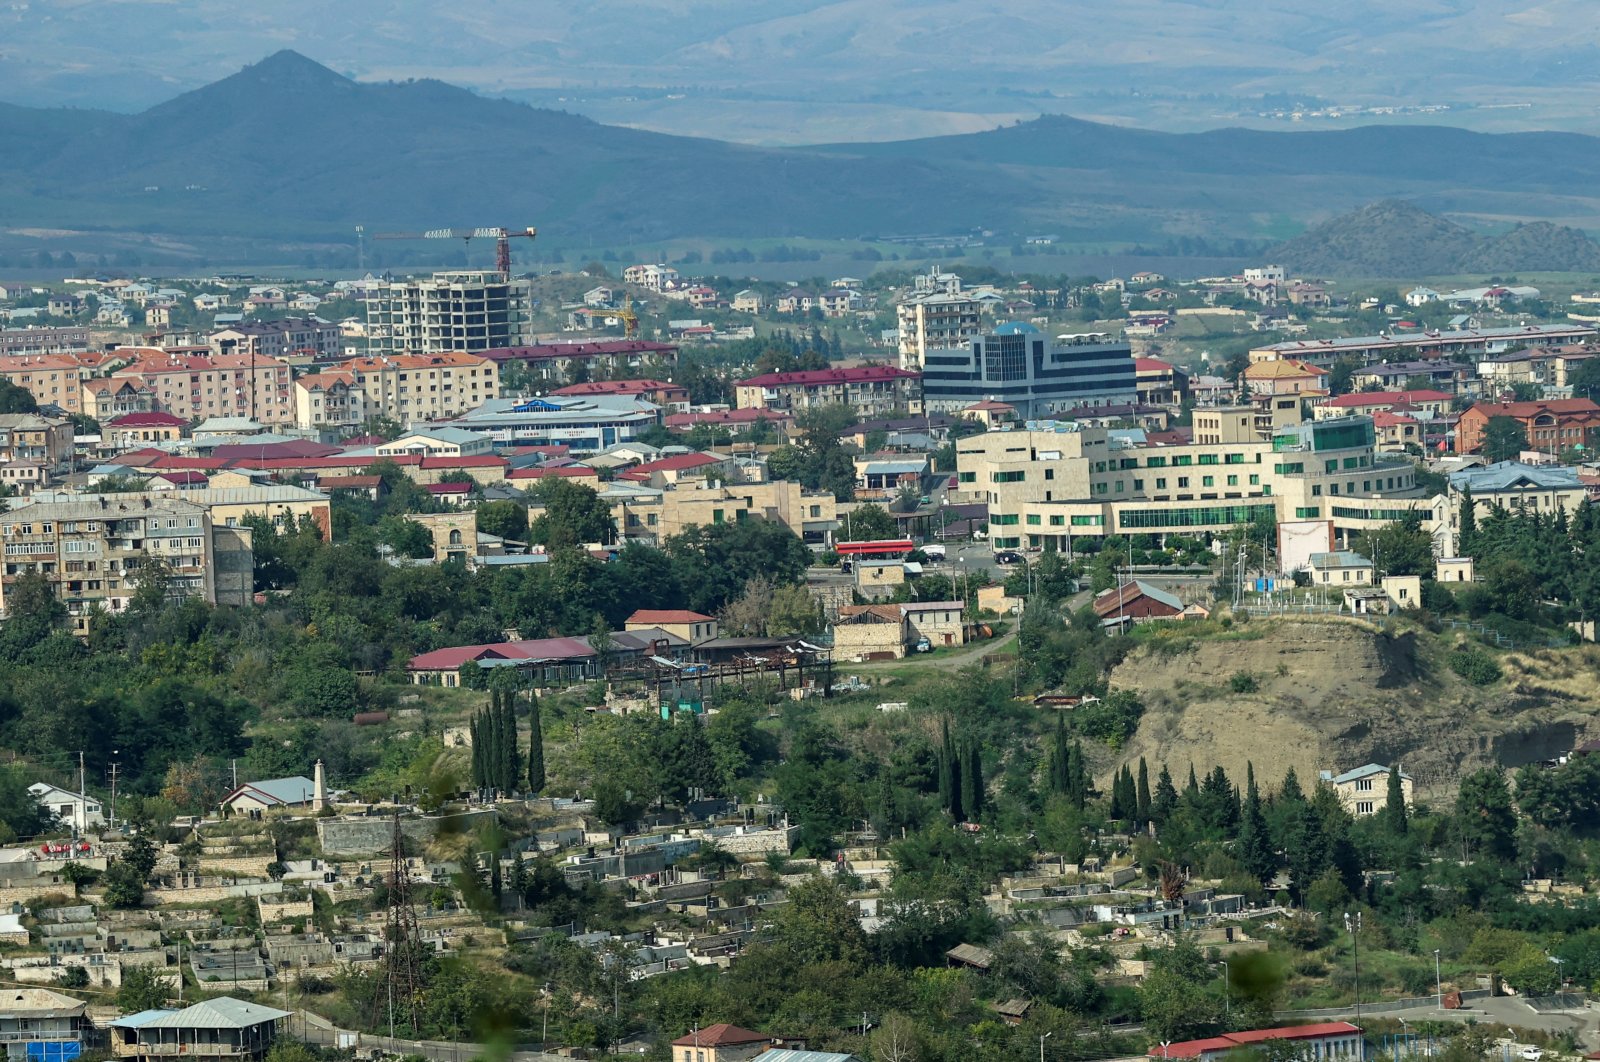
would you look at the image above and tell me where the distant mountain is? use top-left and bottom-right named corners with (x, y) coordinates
top-left (7, 52), bottom-right (1600, 264)
top-left (1269, 201), bottom-right (1600, 276)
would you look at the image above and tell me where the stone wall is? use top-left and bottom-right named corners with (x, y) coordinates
top-left (315, 809), bottom-right (497, 857)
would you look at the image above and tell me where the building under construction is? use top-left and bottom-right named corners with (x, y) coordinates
top-left (364, 271), bottom-right (535, 355)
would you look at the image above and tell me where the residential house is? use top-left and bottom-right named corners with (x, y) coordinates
top-left (1404, 287), bottom-right (1440, 307)
top-left (1320, 764), bottom-right (1411, 817)
top-left (1092, 580), bottom-right (1182, 627)
top-left (1371, 411), bottom-right (1421, 452)
top-left (0, 413), bottom-right (74, 483)
top-left (1315, 390), bottom-right (1453, 420)
top-left (1135, 357), bottom-right (1189, 406)
top-left (1286, 282), bottom-right (1332, 308)
top-left (1454, 398), bottom-right (1600, 455)
top-left (961, 400), bottom-right (1018, 429)
top-left (109, 997), bottom-right (292, 1061)
top-left (26, 783), bottom-right (104, 834)
top-left (111, 350), bottom-right (295, 427)
top-left (731, 290), bottom-right (764, 314)
top-left (219, 776), bottom-right (318, 817)
top-left (291, 370), bottom-right (369, 433)
top-left (625, 610), bottom-right (718, 644)
top-left (773, 290), bottom-right (817, 315)
top-left (0, 987), bottom-right (88, 1061)
top-left (622, 264), bottom-right (680, 292)
top-left (671, 1024), bottom-right (772, 1062)
top-left (1242, 358), bottom-right (1327, 396)
top-left (736, 367), bottom-right (919, 417)
top-left (103, 412), bottom-right (187, 451)
top-left (1308, 550), bottom-right (1375, 586)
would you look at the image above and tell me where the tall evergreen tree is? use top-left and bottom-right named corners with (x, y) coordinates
top-left (1239, 763), bottom-right (1276, 883)
top-left (1185, 763), bottom-right (1201, 805)
top-left (961, 739), bottom-right (983, 821)
top-left (470, 714), bottom-right (485, 789)
top-left (1385, 765), bottom-right (1408, 834)
top-left (1136, 758), bottom-right (1152, 824)
top-left (1153, 764), bottom-right (1179, 824)
top-left (500, 688), bottom-right (520, 793)
top-left (1458, 487), bottom-right (1477, 554)
top-left (527, 691), bottom-right (546, 794)
top-left (1049, 714), bottom-right (1070, 793)
top-left (1067, 740), bottom-right (1089, 810)
top-left (938, 718), bottom-right (955, 810)
top-left (1279, 765), bottom-right (1305, 805)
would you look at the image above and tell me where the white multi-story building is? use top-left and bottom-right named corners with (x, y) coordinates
top-left (896, 292), bottom-right (983, 369)
top-left (622, 264), bottom-right (680, 292)
top-left (364, 272), bottom-right (534, 355)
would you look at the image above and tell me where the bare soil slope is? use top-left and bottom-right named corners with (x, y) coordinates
top-left (1109, 617), bottom-right (1600, 798)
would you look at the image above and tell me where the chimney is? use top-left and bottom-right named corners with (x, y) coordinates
top-left (312, 759), bottom-right (327, 812)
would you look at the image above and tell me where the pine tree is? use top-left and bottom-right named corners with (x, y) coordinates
top-left (1136, 758), bottom-right (1152, 824)
top-left (1459, 487), bottom-right (1477, 554)
top-left (1185, 763), bottom-right (1201, 802)
top-left (1385, 765), bottom-right (1408, 834)
top-left (1279, 765), bottom-right (1305, 805)
top-left (961, 740), bottom-right (983, 821)
top-left (527, 691), bottom-right (546, 794)
top-left (1153, 764), bottom-right (1178, 824)
top-left (1239, 763), bottom-right (1276, 883)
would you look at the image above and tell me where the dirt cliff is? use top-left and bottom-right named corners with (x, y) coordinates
top-left (1107, 616), bottom-right (1600, 798)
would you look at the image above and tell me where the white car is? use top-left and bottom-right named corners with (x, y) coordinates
top-left (1520, 1047), bottom-right (1542, 1061)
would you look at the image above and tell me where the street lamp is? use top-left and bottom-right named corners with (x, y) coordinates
top-left (1040, 1031), bottom-right (1052, 1062)
top-left (1344, 911), bottom-right (1363, 1027)
top-left (1434, 949), bottom-right (1442, 1010)
top-left (1217, 959), bottom-right (1231, 1020)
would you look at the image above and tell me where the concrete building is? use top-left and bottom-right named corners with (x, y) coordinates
top-left (482, 340), bottom-right (679, 387)
top-left (625, 609), bottom-right (718, 644)
top-left (341, 351), bottom-right (499, 426)
top-left (444, 395), bottom-right (658, 453)
top-left (0, 494), bottom-right (255, 634)
top-left (623, 264), bottom-right (680, 292)
top-left (1320, 764), bottom-right (1411, 818)
top-left (670, 1024), bottom-right (771, 1062)
top-left (103, 412), bottom-right (188, 450)
top-left (955, 413), bottom-right (1422, 552)
top-left (919, 324), bottom-right (1137, 420)
top-left (1242, 358), bottom-right (1328, 396)
top-left (291, 370), bottom-right (369, 434)
top-left (0, 353), bottom-right (106, 416)
top-left (1454, 398), bottom-right (1600, 456)
top-left (209, 318), bottom-right (341, 361)
top-left (0, 327), bottom-right (91, 357)
top-left (364, 271), bottom-right (534, 355)
top-left (1150, 1022), bottom-right (1363, 1062)
top-left (735, 366), bottom-right (920, 418)
top-left (376, 427), bottom-right (495, 458)
top-left (1250, 324), bottom-right (1596, 368)
top-left (111, 351), bottom-right (295, 427)
top-left (1307, 550), bottom-right (1375, 586)
top-left (0, 413), bottom-right (74, 485)
top-left (896, 292), bottom-right (984, 369)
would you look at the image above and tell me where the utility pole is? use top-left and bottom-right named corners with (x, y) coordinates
top-left (1345, 911), bottom-right (1363, 1026)
top-left (1434, 948), bottom-right (1442, 1010)
top-left (108, 753), bottom-right (119, 831)
top-left (77, 751), bottom-right (84, 798)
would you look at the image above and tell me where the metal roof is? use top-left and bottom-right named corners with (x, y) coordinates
top-left (131, 998), bottom-right (291, 1030)
top-left (226, 776), bottom-right (315, 807)
top-left (1448, 460), bottom-right (1582, 493)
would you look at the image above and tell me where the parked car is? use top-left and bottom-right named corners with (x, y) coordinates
top-left (994, 550), bottom-right (1024, 565)
top-left (914, 638), bottom-right (932, 653)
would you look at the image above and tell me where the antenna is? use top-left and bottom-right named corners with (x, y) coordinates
top-left (355, 226), bottom-right (366, 272)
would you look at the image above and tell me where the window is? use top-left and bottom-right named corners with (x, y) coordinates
top-left (1249, 474), bottom-right (1260, 485)
top-left (1044, 468), bottom-right (1054, 481)
top-left (1173, 455), bottom-right (1193, 466)
top-left (1049, 515), bottom-right (1065, 526)
top-left (1198, 454), bottom-right (1219, 465)
top-left (1325, 459), bottom-right (1339, 474)
top-left (1355, 778), bottom-right (1374, 792)
top-left (1225, 453), bottom-right (1245, 464)
top-left (1026, 514), bottom-right (1041, 525)
top-left (1226, 475), bottom-right (1239, 486)
top-left (1155, 478), bottom-right (1167, 489)
top-left (1355, 801), bottom-right (1374, 816)
top-left (1201, 476), bottom-right (1214, 487)
top-left (1295, 507), bottom-right (1321, 518)
top-left (993, 471), bottom-right (1025, 483)
top-left (1146, 456), bottom-right (1167, 468)
top-left (958, 472), bottom-right (975, 483)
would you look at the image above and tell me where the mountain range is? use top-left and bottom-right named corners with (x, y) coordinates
top-left (6, 51), bottom-right (1600, 269)
top-left (7, 1), bottom-right (1600, 141)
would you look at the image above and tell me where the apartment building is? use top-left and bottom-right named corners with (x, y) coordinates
top-left (209, 317), bottom-right (342, 361)
top-left (483, 339), bottom-right (679, 387)
top-left (896, 292), bottom-right (983, 369)
top-left (920, 324), bottom-right (1137, 420)
top-left (341, 351), bottom-right (499, 426)
top-left (111, 350), bottom-right (295, 427)
top-left (364, 271), bottom-right (535, 355)
top-left (103, 411), bottom-right (188, 450)
top-left (957, 411), bottom-right (1421, 551)
top-left (734, 366), bottom-right (921, 417)
top-left (0, 353), bottom-right (103, 415)
top-left (0, 413), bottom-right (74, 488)
top-left (0, 327), bottom-right (90, 357)
top-left (597, 478), bottom-right (839, 546)
top-left (1249, 323), bottom-right (1596, 368)
top-left (83, 377), bottom-right (159, 420)
top-left (0, 494), bottom-right (252, 633)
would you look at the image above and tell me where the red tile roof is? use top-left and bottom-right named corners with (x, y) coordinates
top-left (622, 452), bottom-right (723, 477)
top-left (736, 366), bottom-right (918, 388)
top-left (424, 482), bottom-right (472, 494)
top-left (669, 1024), bottom-right (768, 1048)
top-left (1134, 357), bottom-right (1175, 372)
top-left (1466, 397), bottom-right (1600, 418)
top-left (408, 636), bottom-right (599, 672)
top-left (664, 408), bottom-right (790, 428)
top-left (1149, 1023), bottom-right (1361, 1059)
top-left (107, 412), bottom-right (187, 428)
top-left (627, 609), bottom-right (714, 625)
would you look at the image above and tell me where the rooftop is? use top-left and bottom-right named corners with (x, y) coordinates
top-left (737, 366), bottom-right (918, 388)
top-left (670, 1024), bottom-right (769, 1048)
top-left (1448, 460), bottom-right (1583, 493)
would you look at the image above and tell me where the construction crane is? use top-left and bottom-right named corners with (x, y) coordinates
top-left (607, 307), bottom-right (640, 339)
top-left (370, 225), bottom-right (537, 278)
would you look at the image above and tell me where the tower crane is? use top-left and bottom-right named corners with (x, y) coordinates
top-left (370, 225), bottom-right (537, 278)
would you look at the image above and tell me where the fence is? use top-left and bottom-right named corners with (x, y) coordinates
top-left (1521, 993), bottom-right (1587, 1012)
top-left (289, 1009), bottom-right (571, 1062)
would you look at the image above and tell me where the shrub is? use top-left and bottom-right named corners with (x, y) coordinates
top-left (1449, 645), bottom-right (1502, 686)
top-left (1229, 672), bottom-right (1258, 694)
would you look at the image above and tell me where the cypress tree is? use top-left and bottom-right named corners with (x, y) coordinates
top-left (1385, 765), bottom-right (1408, 834)
top-left (1240, 762), bottom-right (1276, 884)
top-left (1186, 763), bottom-right (1200, 799)
top-left (961, 739), bottom-right (983, 821)
top-left (938, 718), bottom-right (955, 811)
top-left (501, 687), bottom-right (520, 793)
top-left (1068, 740), bottom-right (1089, 810)
top-left (1459, 487), bottom-right (1477, 554)
top-left (470, 714), bottom-right (485, 789)
top-left (527, 691), bottom-right (546, 794)
top-left (1279, 765), bottom-right (1305, 805)
top-left (1153, 764), bottom-right (1178, 824)
top-left (1136, 758), bottom-right (1152, 824)
top-left (1050, 714), bottom-right (1069, 793)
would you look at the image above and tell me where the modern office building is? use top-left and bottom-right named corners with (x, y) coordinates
top-left (364, 271), bottom-right (535, 355)
top-left (444, 395), bottom-right (660, 453)
top-left (957, 411), bottom-right (1423, 551)
top-left (922, 323), bottom-right (1137, 420)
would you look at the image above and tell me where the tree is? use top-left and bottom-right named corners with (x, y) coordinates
top-left (116, 965), bottom-right (172, 1012)
top-left (1481, 415), bottom-right (1528, 463)
top-left (475, 500), bottom-right (529, 544)
top-left (767, 877), bottom-right (868, 967)
top-left (960, 739), bottom-right (984, 821)
top-left (1140, 937), bottom-right (1225, 1041)
top-left (1239, 763), bottom-right (1276, 883)
top-left (1455, 768), bottom-right (1518, 861)
top-left (1384, 765), bottom-right (1408, 834)
top-left (1571, 357), bottom-right (1600, 403)
top-left (1353, 512), bottom-right (1435, 578)
top-left (527, 691), bottom-right (545, 795)
top-left (528, 479), bottom-right (615, 550)
top-left (838, 502), bottom-right (897, 543)
top-left (1458, 488), bottom-right (1477, 555)
top-left (0, 379), bottom-right (38, 414)
top-left (1136, 758), bottom-right (1152, 823)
